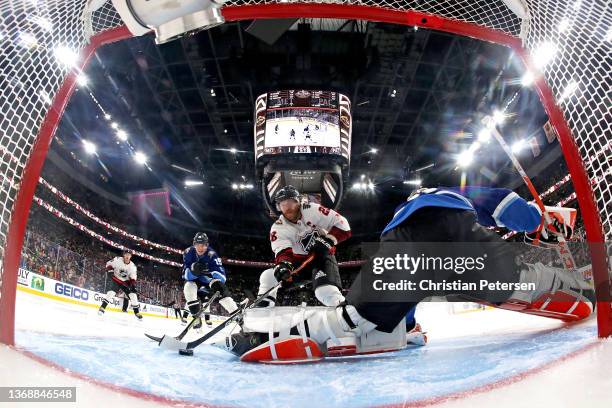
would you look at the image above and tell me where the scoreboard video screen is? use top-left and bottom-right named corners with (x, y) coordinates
top-left (254, 90), bottom-right (352, 161)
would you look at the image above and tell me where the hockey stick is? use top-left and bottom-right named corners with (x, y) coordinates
top-left (172, 255), bottom-right (316, 353)
top-left (145, 291), bottom-right (220, 343)
top-left (488, 122), bottom-right (577, 270)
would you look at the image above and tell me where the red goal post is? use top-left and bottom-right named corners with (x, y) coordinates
top-left (1, 0), bottom-right (610, 344)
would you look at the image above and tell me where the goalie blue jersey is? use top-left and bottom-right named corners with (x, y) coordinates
top-left (382, 186), bottom-right (542, 235)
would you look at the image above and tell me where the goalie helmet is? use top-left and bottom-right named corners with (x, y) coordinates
top-left (273, 185), bottom-right (300, 210)
top-left (193, 232), bottom-right (209, 245)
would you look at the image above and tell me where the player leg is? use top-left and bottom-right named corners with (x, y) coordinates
top-left (124, 285), bottom-right (142, 320)
top-left (183, 280), bottom-right (202, 320)
top-left (256, 267), bottom-right (280, 307)
top-left (98, 279), bottom-right (121, 315)
top-left (121, 295), bottom-right (129, 313)
top-left (208, 274), bottom-right (238, 314)
top-left (312, 254), bottom-right (345, 307)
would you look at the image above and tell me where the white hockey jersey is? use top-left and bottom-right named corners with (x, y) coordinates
top-left (270, 203), bottom-right (350, 260)
top-left (106, 257), bottom-right (137, 283)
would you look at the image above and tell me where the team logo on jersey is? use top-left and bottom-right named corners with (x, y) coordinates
top-left (314, 271), bottom-right (327, 280)
top-left (298, 230), bottom-right (322, 252)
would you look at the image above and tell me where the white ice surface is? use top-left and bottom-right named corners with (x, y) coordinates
top-left (2, 289), bottom-right (611, 408)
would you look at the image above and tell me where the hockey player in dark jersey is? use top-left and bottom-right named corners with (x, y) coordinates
top-left (218, 186), bottom-right (593, 363)
top-left (182, 232), bottom-right (238, 329)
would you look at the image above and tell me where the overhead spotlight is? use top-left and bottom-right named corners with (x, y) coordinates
top-left (531, 41), bottom-right (557, 69)
top-left (224, 129), bottom-right (228, 134)
top-left (104, 114), bottom-right (111, 120)
top-left (134, 151), bottom-right (147, 164)
top-left (38, 90), bottom-right (52, 105)
top-left (82, 140), bottom-right (96, 155)
top-left (116, 130), bottom-right (128, 141)
top-left (559, 80), bottom-right (578, 101)
top-left (478, 128), bottom-right (491, 142)
top-left (361, 174), bottom-right (366, 180)
top-left (31, 16), bottom-right (53, 31)
top-left (352, 182), bottom-right (361, 190)
top-left (457, 150), bottom-right (473, 168)
top-left (469, 142), bottom-right (481, 153)
top-left (370, 148), bottom-right (378, 154)
top-left (368, 182), bottom-right (375, 190)
top-left (111, 122), bottom-right (119, 129)
top-left (76, 74), bottom-right (88, 87)
top-left (54, 46), bottom-right (79, 67)
top-left (511, 140), bottom-right (525, 153)
top-left (246, 183), bottom-right (254, 189)
top-left (492, 110), bottom-right (506, 125)
top-left (230, 147), bottom-right (237, 154)
top-left (403, 179), bottom-right (422, 186)
top-left (18, 32), bottom-right (38, 49)
top-left (231, 183), bottom-right (238, 190)
top-left (521, 71), bottom-right (534, 87)
top-left (184, 180), bottom-right (204, 186)
top-left (558, 19), bottom-right (571, 33)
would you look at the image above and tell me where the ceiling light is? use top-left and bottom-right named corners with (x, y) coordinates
top-left (116, 130), bottom-right (128, 141)
top-left (54, 46), bottom-right (78, 67)
top-left (134, 151), bottom-right (147, 164)
top-left (82, 140), bottom-right (96, 155)
top-left (457, 150), bottom-right (473, 168)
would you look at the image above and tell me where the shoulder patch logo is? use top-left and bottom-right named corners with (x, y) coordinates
top-left (275, 219), bottom-right (283, 225)
top-left (314, 270), bottom-right (327, 280)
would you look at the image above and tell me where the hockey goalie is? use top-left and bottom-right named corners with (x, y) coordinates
top-left (214, 186), bottom-right (593, 364)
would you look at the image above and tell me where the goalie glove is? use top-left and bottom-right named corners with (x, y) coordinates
top-left (526, 207), bottom-right (574, 245)
top-left (273, 261), bottom-right (295, 285)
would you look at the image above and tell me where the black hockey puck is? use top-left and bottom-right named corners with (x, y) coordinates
top-left (178, 349), bottom-right (194, 356)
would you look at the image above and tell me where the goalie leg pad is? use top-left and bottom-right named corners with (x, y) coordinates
top-left (499, 290), bottom-right (594, 322)
top-left (240, 336), bottom-right (323, 364)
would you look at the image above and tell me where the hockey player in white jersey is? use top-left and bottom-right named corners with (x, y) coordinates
top-left (98, 250), bottom-right (142, 320)
top-left (220, 186), bottom-right (594, 363)
top-left (257, 185), bottom-right (352, 308)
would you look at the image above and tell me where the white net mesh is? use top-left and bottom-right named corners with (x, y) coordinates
top-left (0, 0), bottom-right (610, 335)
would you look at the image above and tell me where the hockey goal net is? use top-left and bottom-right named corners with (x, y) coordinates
top-left (0, 0), bottom-right (610, 343)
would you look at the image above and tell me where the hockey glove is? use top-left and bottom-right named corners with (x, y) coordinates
top-left (191, 262), bottom-right (209, 277)
top-left (273, 261), bottom-right (295, 285)
top-left (526, 213), bottom-right (573, 245)
top-left (310, 235), bottom-right (335, 257)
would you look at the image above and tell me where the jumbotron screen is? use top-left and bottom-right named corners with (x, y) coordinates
top-left (254, 90), bottom-right (352, 161)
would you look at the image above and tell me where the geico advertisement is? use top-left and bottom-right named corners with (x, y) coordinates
top-left (18, 268), bottom-right (168, 317)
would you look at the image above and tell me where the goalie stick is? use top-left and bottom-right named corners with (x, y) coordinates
top-left (159, 255), bottom-right (315, 354)
top-left (145, 291), bottom-right (220, 343)
top-left (488, 121), bottom-right (578, 271)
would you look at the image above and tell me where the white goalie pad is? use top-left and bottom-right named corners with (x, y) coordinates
top-left (240, 306), bottom-right (406, 358)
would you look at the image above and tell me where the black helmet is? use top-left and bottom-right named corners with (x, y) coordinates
top-left (273, 185), bottom-right (300, 209)
top-left (193, 232), bottom-right (209, 245)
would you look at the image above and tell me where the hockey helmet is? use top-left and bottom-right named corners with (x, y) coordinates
top-left (273, 185), bottom-right (300, 210)
top-left (193, 232), bottom-right (209, 245)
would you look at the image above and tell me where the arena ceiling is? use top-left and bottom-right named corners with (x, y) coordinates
top-left (45, 19), bottom-right (562, 239)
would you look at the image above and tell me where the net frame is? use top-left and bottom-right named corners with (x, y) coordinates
top-left (0, 0), bottom-right (610, 344)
